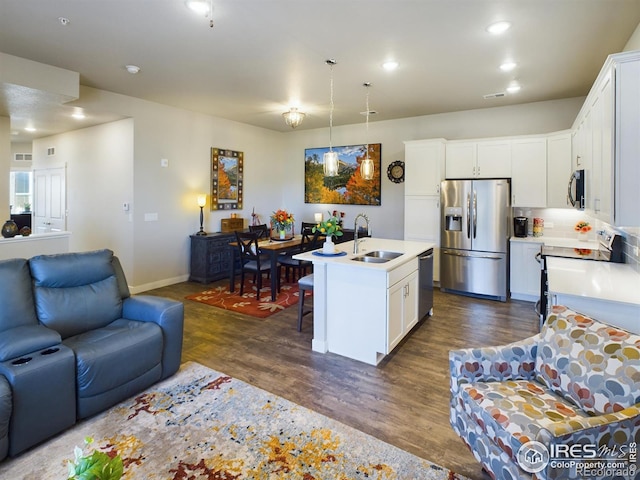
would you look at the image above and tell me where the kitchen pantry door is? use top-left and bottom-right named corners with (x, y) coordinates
top-left (33, 167), bottom-right (67, 233)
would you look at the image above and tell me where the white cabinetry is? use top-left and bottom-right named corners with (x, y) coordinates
top-left (511, 137), bottom-right (547, 208)
top-left (404, 139), bottom-right (445, 195)
top-left (571, 50), bottom-right (640, 227)
top-left (546, 132), bottom-right (572, 208)
top-left (387, 269), bottom-right (419, 352)
top-left (404, 139), bottom-right (445, 282)
top-left (445, 140), bottom-right (511, 179)
top-left (510, 239), bottom-right (543, 302)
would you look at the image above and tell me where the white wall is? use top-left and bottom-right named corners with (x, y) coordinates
top-left (0, 117), bottom-right (10, 221)
top-left (624, 22), bottom-right (640, 51)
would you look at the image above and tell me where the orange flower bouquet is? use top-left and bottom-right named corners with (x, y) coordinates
top-left (574, 221), bottom-right (592, 233)
top-left (270, 209), bottom-right (294, 233)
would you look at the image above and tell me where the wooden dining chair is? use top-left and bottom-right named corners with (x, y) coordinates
top-left (234, 231), bottom-right (281, 299)
top-left (279, 223), bottom-right (316, 282)
top-left (249, 223), bottom-right (269, 239)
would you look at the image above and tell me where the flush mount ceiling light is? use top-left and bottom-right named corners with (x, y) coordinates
top-left (499, 62), bottom-right (517, 72)
top-left (360, 82), bottom-right (375, 181)
top-left (125, 65), bottom-right (140, 74)
top-left (323, 59), bottom-right (339, 177)
top-left (282, 107), bottom-right (305, 129)
top-left (487, 21), bottom-right (511, 34)
top-left (382, 61), bottom-right (399, 71)
top-left (506, 83), bottom-right (521, 93)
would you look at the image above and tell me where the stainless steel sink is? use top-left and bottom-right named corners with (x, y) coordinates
top-left (364, 250), bottom-right (403, 260)
top-left (351, 256), bottom-right (390, 264)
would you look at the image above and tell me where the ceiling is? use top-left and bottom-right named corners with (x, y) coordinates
top-left (1, 0), bottom-right (639, 144)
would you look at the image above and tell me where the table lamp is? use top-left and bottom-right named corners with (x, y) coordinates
top-left (196, 194), bottom-right (207, 236)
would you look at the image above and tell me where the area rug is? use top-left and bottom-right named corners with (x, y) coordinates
top-left (186, 281), bottom-right (309, 318)
top-left (0, 362), bottom-right (469, 480)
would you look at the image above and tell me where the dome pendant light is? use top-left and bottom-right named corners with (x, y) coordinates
top-left (323, 59), bottom-right (339, 177)
top-left (360, 82), bottom-right (375, 181)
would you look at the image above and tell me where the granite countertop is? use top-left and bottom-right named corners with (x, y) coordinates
top-left (546, 256), bottom-right (640, 306)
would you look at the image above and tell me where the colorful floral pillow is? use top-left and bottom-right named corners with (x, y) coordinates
top-left (535, 306), bottom-right (640, 415)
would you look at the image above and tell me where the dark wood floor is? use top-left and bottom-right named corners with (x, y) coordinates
top-left (146, 279), bottom-right (539, 480)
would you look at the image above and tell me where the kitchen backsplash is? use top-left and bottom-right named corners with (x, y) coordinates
top-left (512, 208), bottom-right (640, 273)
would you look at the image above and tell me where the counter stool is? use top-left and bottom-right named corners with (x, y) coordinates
top-left (297, 274), bottom-right (314, 331)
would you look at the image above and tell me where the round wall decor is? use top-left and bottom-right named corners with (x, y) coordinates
top-left (387, 160), bottom-right (405, 183)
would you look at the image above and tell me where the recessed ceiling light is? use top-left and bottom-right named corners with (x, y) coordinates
top-left (506, 83), bottom-right (521, 93)
top-left (382, 61), bottom-right (399, 71)
top-left (25, 127), bottom-right (36, 132)
top-left (185, 0), bottom-right (212, 16)
top-left (72, 112), bottom-right (86, 120)
top-left (58, 17), bottom-right (70, 26)
top-left (487, 21), bottom-right (511, 35)
top-left (499, 62), bottom-right (517, 72)
top-left (125, 65), bottom-right (140, 74)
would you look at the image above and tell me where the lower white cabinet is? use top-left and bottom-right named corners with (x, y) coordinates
top-left (510, 240), bottom-right (543, 302)
top-left (387, 270), bottom-right (419, 352)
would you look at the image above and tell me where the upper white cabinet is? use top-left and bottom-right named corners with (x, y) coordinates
top-left (546, 132), bottom-right (572, 208)
top-left (571, 50), bottom-right (640, 227)
top-left (404, 139), bottom-right (446, 196)
top-left (511, 137), bottom-right (547, 208)
top-left (445, 140), bottom-right (511, 178)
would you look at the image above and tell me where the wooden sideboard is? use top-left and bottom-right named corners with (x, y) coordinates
top-left (189, 232), bottom-right (237, 283)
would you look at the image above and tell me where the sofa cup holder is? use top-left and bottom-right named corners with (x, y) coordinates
top-left (11, 357), bottom-right (32, 366)
top-left (41, 348), bottom-right (60, 356)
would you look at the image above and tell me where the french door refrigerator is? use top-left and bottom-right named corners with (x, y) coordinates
top-left (440, 178), bottom-right (511, 301)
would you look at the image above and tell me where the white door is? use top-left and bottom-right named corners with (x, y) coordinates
top-left (34, 167), bottom-right (67, 233)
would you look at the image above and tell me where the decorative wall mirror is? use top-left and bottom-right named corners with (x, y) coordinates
top-left (211, 147), bottom-right (243, 210)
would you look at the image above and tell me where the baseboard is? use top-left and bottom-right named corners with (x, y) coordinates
top-left (130, 274), bottom-right (190, 294)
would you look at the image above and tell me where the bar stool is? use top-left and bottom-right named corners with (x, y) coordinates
top-left (297, 274), bottom-right (314, 331)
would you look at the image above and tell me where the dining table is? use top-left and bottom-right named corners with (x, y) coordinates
top-left (228, 234), bottom-right (304, 301)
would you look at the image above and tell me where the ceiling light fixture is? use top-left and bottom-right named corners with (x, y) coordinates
top-left (125, 65), bottom-right (140, 74)
top-left (25, 127), bottom-right (36, 132)
top-left (58, 17), bottom-right (70, 26)
top-left (323, 59), bottom-right (339, 177)
top-left (506, 83), bottom-right (521, 93)
top-left (72, 112), bottom-right (85, 120)
top-left (487, 21), bottom-right (511, 35)
top-left (499, 62), bottom-right (517, 72)
top-left (360, 82), bottom-right (375, 181)
top-left (382, 61), bottom-right (399, 71)
top-left (282, 107), bottom-right (305, 129)
top-left (185, 0), bottom-right (214, 27)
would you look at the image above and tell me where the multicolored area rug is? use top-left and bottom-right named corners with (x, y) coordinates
top-left (186, 281), bottom-right (308, 318)
top-left (0, 362), bottom-right (469, 480)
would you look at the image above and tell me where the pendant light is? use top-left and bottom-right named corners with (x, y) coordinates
top-left (360, 82), bottom-right (375, 180)
top-left (323, 59), bottom-right (339, 177)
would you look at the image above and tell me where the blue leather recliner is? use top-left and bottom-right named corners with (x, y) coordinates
top-left (0, 249), bottom-right (184, 460)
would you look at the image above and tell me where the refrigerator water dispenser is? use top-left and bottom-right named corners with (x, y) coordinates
top-left (444, 207), bottom-right (463, 231)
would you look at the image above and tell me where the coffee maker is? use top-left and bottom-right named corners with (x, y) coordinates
top-left (514, 216), bottom-right (528, 237)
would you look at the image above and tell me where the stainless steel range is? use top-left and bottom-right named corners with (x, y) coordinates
top-left (536, 228), bottom-right (624, 328)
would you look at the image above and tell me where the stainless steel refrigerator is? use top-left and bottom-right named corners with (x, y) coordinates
top-left (440, 179), bottom-right (511, 301)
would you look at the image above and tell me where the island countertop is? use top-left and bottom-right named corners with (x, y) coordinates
top-left (293, 238), bottom-right (435, 270)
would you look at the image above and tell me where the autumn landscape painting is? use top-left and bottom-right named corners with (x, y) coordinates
top-left (304, 143), bottom-right (381, 205)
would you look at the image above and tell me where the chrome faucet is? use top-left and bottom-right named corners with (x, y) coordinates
top-left (353, 213), bottom-right (371, 254)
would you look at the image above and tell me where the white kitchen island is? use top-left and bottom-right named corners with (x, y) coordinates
top-left (294, 238), bottom-right (435, 365)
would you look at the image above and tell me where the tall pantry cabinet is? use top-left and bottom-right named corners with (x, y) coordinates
top-left (403, 139), bottom-right (446, 283)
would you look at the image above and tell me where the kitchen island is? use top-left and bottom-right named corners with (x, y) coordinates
top-left (294, 238), bottom-right (435, 365)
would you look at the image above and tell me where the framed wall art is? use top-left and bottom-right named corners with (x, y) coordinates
top-left (211, 147), bottom-right (243, 210)
top-left (304, 143), bottom-right (381, 205)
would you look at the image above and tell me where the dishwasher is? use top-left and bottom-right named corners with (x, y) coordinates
top-left (418, 249), bottom-right (434, 319)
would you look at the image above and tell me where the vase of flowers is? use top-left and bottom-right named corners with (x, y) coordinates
top-left (575, 220), bottom-right (592, 241)
top-left (313, 212), bottom-right (344, 254)
top-left (270, 209), bottom-right (294, 240)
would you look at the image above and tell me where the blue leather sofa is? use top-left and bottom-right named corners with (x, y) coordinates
top-left (0, 249), bottom-right (184, 460)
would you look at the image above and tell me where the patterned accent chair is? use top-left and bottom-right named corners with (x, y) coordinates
top-left (449, 306), bottom-right (640, 479)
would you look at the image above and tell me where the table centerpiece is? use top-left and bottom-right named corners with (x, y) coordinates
top-left (270, 209), bottom-right (295, 240)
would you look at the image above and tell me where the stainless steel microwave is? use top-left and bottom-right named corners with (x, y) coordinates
top-left (567, 169), bottom-right (585, 210)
